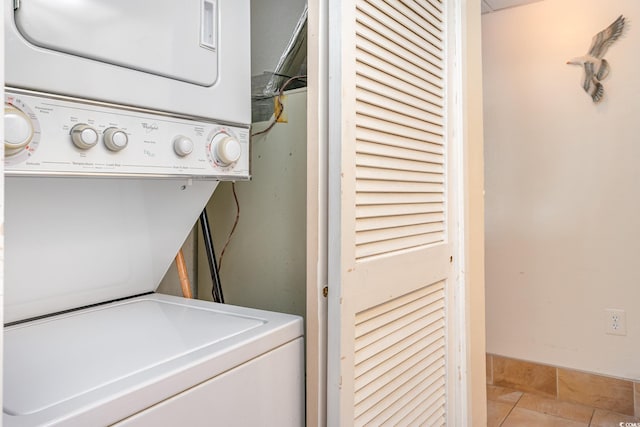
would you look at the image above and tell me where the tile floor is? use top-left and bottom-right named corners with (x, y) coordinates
top-left (488, 384), bottom-right (640, 427)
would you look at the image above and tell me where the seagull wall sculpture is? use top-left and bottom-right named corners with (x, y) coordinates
top-left (566, 15), bottom-right (626, 103)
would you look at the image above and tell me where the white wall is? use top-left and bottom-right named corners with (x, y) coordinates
top-left (483, 0), bottom-right (640, 380)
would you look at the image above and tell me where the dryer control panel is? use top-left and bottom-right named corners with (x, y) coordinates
top-left (4, 90), bottom-right (250, 179)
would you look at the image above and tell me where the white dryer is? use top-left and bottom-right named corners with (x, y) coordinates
top-left (3, 1), bottom-right (304, 425)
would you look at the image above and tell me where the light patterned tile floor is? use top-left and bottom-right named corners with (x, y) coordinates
top-left (487, 385), bottom-right (640, 427)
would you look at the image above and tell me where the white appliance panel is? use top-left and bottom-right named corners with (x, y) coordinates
top-left (3, 295), bottom-right (304, 426)
top-left (5, 90), bottom-right (250, 178)
top-left (4, 177), bottom-right (218, 323)
top-left (5, 0), bottom-right (250, 124)
top-left (4, 299), bottom-right (263, 415)
top-left (14, 0), bottom-right (218, 87)
top-left (115, 338), bottom-right (304, 427)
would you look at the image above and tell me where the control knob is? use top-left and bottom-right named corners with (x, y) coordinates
top-left (4, 104), bottom-right (33, 156)
top-left (211, 133), bottom-right (241, 166)
top-left (173, 135), bottom-right (194, 157)
top-left (103, 127), bottom-right (128, 151)
top-left (71, 124), bottom-right (99, 149)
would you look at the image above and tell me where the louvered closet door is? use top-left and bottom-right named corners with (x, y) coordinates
top-left (327, 0), bottom-right (456, 425)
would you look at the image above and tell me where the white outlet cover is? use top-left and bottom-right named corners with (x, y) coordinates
top-left (604, 308), bottom-right (627, 336)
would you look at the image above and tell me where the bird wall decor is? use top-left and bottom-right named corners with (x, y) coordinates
top-left (566, 15), bottom-right (626, 103)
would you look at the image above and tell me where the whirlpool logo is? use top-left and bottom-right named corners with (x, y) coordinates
top-left (142, 122), bottom-right (159, 133)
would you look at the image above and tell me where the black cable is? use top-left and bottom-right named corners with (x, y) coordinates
top-left (199, 209), bottom-right (224, 303)
top-left (218, 182), bottom-right (240, 271)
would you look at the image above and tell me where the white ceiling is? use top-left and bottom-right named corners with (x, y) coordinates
top-left (481, 0), bottom-right (545, 14)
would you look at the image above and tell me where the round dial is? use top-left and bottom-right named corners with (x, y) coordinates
top-left (71, 124), bottom-right (99, 149)
top-left (211, 133), bottom-right (242, 166)
top-left (173, 135), bottom-right (194, 157)
top-left (5, 104), bottom-right (34, 156)
top-left (103, 127), bottom-right (128, 151)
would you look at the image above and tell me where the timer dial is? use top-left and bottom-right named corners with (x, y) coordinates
top-left (211, 132), bottom-right (241, 166)
top-left (71, 124), bottom-right (99, 149)
top-left (4, 104), bottom-right (33, 156)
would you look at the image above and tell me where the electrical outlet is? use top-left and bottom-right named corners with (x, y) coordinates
top-left (604, 309), bottom-right (627, 336)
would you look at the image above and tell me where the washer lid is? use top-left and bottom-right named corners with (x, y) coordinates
top-left (14, 0), bottom-right (218, 86)
top-left (3, 294), bottom-right (303, 424)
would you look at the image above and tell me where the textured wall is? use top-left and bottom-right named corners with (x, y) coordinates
top-left (483, 0), bottom-right (640, 380)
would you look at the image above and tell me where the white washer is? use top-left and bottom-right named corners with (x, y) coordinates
top-left (4, 295), bottom-right (304, 426)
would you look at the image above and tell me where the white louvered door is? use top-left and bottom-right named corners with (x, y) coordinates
top-left (327, 0), bottom-right (459, 425)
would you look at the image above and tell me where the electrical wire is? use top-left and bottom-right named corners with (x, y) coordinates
top-left (217, 74), bottom-right (307, 271)
top-left (251, 74), bottom-right (307, 138)
top-left (218, 181), bottom-right (240, 271)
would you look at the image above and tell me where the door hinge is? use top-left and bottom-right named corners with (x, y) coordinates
top-left (322, 286), bottom-right (328, 298)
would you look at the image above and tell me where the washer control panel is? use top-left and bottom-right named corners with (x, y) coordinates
top-left (4, 90), bottom-right (250, 179)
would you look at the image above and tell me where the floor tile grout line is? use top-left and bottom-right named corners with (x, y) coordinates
top-left (498, 390), bottom-right (524, 426)
top-left (587, 407), bottom-right (595, 427)
top-left (489, 385), bottom-right (606, 427)
top-left (489, 382), bottom-right (640, 426)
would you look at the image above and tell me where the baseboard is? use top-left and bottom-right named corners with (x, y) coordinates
top-left (486, 353), bottom-right (640, 417)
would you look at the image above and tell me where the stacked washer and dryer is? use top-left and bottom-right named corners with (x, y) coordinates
top-left (3, 1), bottom-right (304, 425)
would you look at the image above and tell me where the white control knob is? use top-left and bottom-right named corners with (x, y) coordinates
top-left (173, 135), bottom-right (194, 157)
top-left (103, 127), bottom-right (128, 151)
top-left (211, 133), bottom-right (242, 166)
top-left (71, 124), bottom-right (99, 149)
top-left (4, 104), bottom-right (33, 156)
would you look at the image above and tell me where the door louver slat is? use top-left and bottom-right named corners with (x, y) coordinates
top-left (353, 281), bottom-right (446, 426)
top-left (357, 140), bottom-right (444, 165)
top-left (357, 179), bottom-right (443, 194)
top-left (356, 125), bottom-right (443, 153)
top-left (356, 222), bottom-right (445, 245)
top-left (357, 153), bottom-right (444, 174)
top-left (356, 192), bottom-right (443, 206)
top-left (356, 7), bottom-right (443, 75)
top-left (356, 100), bottom-right (444, 137)
top-left (356, 166), bottom-right (443, 184)
top-left (400, 0), bottom-right (443, 28)
top-left (355, 284), bottom-right (445, 342)
top-left (356, 233), bottom-right (445, 259)
top-left (355, 34), bottom-right (443, 92)
top-left (355, 0), bottom-right (445, 261)
top-left (356, 212), bottom-right (444, 233)
top-left (356, 203), bottom-right (443, 218)
top-left (359, 0), bottom-right (444, 56)
top-left (356, 49), bottom-right (443, 102)
top-left (356, 86), bottom-right (443, 128)
top-left (357, 62), bottom-right (444, 115)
